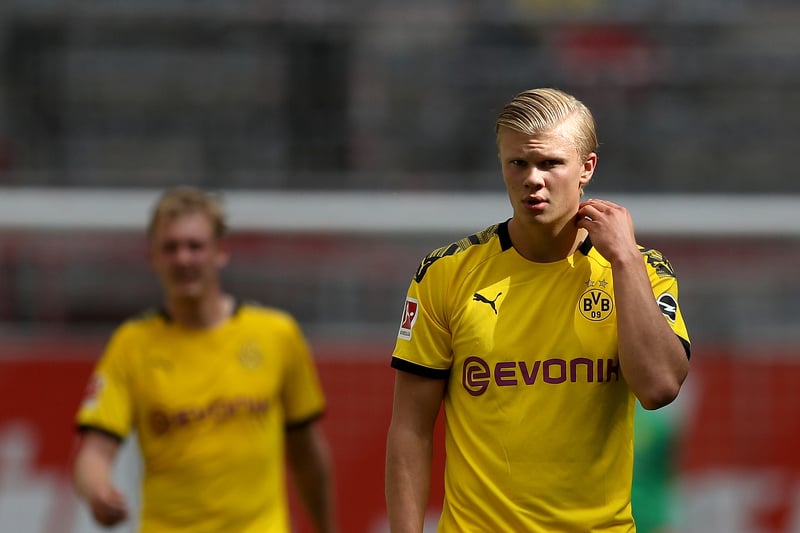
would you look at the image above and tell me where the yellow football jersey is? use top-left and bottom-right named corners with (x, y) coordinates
top-left (77, 303), bottom-right (326, 533)
top-left (392, 221), bottom-right (690, 533)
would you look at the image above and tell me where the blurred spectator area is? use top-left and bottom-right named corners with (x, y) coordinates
top-left (0, 229), bottom-right (429, 341)
top-left (2, 228), bottom-right (799, 348)
top-left (1, 1), bottom-right (800, 192)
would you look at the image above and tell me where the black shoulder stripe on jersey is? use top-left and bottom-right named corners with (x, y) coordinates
top-left (414, 223), bottom-right (502, 282)
top-left (77, 424), bottom-right (125, 442)
top-left (391, 357), bottom-right (450, 379)
top-left (414, 250), bottom-right (450, 283)
top-left (639, 246), bottom-right (676, 279)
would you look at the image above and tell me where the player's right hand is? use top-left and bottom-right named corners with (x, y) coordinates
top-left (89, 485), bottom-right (129, 527)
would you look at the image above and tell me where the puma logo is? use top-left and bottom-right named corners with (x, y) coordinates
top-left (473, 292), bottom-right (502, 315)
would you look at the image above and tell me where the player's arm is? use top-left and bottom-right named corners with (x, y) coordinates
top-left (385, 370), bottom-right (446, 533)
top-left (577, 199), bottom-right (688, 410)
top-left (72, 429), bottom-right (129, 527)
top-left (286, 421), bottom-right (338, 533)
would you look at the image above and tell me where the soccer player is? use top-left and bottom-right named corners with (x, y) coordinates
top-left (631, 401), bottom-right (684, 533)
top-left (385, 88), bottom-right (690, 532)
top-left (631, 377), bottom-right (696, 533)
top-left (72, 186), bottom-right (337, 533)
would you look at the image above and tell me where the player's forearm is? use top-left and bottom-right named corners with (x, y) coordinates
top-left (294, 463), bottom-right (337, 533)
top-left (287, 428), bottom-right (338, 533)
top-left (612, 256), bottom-right (688, 409)
top-left (72, 431), bottom-right (130, 527)
top-left (73, 445), bottom-right (114, 501)
top-left (385, 429), bottom-right (433, 533)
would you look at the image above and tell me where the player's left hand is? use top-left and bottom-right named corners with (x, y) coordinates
top-left (576, 199), bottom-right (640, 264)
top-left (88, 485), bottom-right (129, 527)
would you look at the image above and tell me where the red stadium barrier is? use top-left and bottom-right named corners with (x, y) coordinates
top-left (0, 339), bottom-right (799, 532)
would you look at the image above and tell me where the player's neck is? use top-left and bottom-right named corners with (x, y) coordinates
top-left (509, 218), bottom-right (588, 263)
top-left (166, 292), bottom-right (234, 329)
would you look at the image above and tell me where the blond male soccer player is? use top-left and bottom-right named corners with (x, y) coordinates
top-left (73, 187), bottom-right (337, 533)
top-left (386, 88), bottom-right (690, 532)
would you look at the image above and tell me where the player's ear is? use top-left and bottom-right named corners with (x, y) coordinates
top-left (579, 152), bottom-right (597, 190)
top-left (215, 239), bottom-right (231, 269)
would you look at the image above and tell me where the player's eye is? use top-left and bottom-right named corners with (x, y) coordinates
top-left (162, 241), bottom-right (178, 253)
top-left (188, 240), bottom-right (207, 252)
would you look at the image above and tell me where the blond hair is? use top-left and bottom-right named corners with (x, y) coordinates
top-left (495, 88), bottom-right (598, 159)
top-left (147, 186), bottom-right (227, 239)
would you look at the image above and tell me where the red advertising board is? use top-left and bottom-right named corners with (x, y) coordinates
top-left (1, 339), bottom-right (799, 532)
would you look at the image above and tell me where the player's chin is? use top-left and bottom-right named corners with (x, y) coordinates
top-left (170, 282), bottom-right (204, 299)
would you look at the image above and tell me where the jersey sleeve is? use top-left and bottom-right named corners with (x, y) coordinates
top-left (75, 325), bottom-right (136, 439)
top-left (391, 256), bottom-right (454, 378)
top-left (279, 314), bottom-right (326, 427)
top-left (642, 248), bottom-right (691, 357)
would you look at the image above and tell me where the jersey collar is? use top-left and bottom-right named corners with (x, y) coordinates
top-left (157, 298), bottom-right (242, 323)
top-left (498, 220), bottom-right (594, 256)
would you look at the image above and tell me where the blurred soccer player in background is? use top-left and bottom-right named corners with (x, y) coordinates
top-left (632, 401), bottom-right (683, 533)
top-left (632, 379), bottom-right (696, 533)
top-left (72, 186), bottom-right (337, 533)
top-left (385, 88), bottom-right (691, 532)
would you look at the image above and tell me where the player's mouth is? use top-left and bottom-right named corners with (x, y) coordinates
top-left (172, 270), bottom-right (200, 285)
top-left (524, 196), bottom-right (547, 210)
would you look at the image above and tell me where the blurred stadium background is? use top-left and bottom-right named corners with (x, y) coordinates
top-left (1, 1), bottom-right (800, 532)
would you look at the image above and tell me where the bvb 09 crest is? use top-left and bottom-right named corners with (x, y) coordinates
top-left (579, 285), bottom-right (614, 321)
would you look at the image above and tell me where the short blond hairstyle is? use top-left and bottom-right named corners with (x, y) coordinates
top-left (495, 88), bottom-right (598, 159)
top-left (147, 186), bottom-right (227, 239)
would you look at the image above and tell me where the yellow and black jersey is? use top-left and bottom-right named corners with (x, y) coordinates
top-left (76, 303), bottom-right (325, 533)
top-left (392, 220), bottom-right (690, 532)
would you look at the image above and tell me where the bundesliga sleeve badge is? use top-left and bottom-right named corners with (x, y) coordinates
top-left (397, 297), bottom-right (419, 340)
